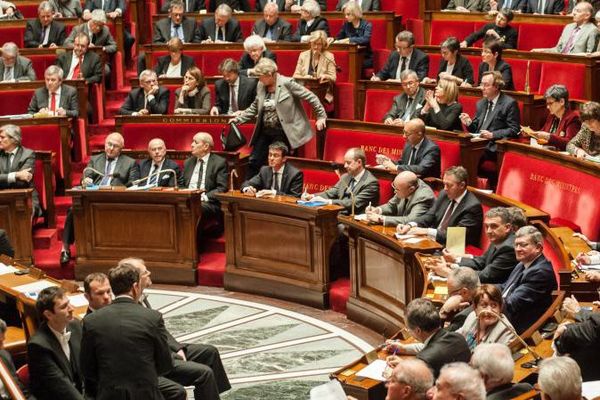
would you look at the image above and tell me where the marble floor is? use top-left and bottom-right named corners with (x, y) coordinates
top-left (145, 288), bottom-right (377, 400)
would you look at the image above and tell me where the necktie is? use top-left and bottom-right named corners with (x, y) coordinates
top-left (229, 84), bottom-right (238, 112)
top-left (397, 56), bottom-right (407, 78)
top-left (218, 28), bottom-right (224, 41)
top-left (480, 100), bottom-right (493, 130)
top-left (174, 25), bottom-right (183, 40)
top-left (71, 57), bottom-right (83, 79)
top-left (538, 0), bottom-right (546, 13)
top-left (345, 178), bottom-right (356, 197)
top-left (561, 27), bottom-right (581, 54)
top-left (100, 158), bottom-right (114, 186)
top-left (50, 92), bottom-right (57, 113)
top-left (195, 159), bottom-right (204, 189)
top-left (407, 146), bottom-right (416, 165)
top-left (41, 26), bottom-right (48, 44)
top-left (3, 66), bottom-right (13, 81)
top-left (148, 164), bottom-right (159, 185)
top-left (272, 171), bottom-right (280, 191)
top-left (438, 200), bottom-right (456, 231)
top-left (402, 97), bottom-right (413, 121)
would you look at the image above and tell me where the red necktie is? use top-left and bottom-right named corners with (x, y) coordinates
top-left (50, 92), bottom-right (57, 112)
top-left (71, 57), bottom-right (83, 79)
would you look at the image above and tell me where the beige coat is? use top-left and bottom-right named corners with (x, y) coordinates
top-left (293, 49), bottom-right (337, 102)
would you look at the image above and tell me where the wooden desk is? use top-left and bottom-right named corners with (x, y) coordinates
top-left (341, 216), bottom-right (442, 336)
top-left (68, 188), bottom-right (202, 285)
top-left (0, 190), bottom-right (33, 266)
top-left (218, 191), bottom-right (343, 308)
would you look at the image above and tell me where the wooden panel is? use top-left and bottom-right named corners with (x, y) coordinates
top-left (0, 190), bottom-right (33, 266)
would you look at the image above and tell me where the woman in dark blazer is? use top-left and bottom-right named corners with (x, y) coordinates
top-left (477, 40), bottom-right (514, 90)
top-left (291, 0), bottom-right (329, 42)
top-left (238, 35), bottom-right (277, 76)
top-left (334, 1), bottom-right (373, 68)
top-left (153, 37), bottom-right (195, 78)
top-left (424, 36), bottom-right (474, 86)
top-left (415, 77), bottom-right (463, 131)
top-left (532, 84), bottom-right (581, 150)
top-left (174, 66), bottom-right (211, 114)
top-left (461, 9), bottom-right (518, 49)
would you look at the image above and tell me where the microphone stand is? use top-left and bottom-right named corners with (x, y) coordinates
top-left (81, 167), bottom-right (105, 188)
top-left (229, 169), bottom-right (238, 192)
top-left (131, 169), bottom-right (178, 189)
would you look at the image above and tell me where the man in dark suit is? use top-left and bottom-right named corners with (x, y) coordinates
top-left (305, 147), bottom-right (380, 215)
top-left (0, 42), bottom-right (36, 82)
top-left (554, 309), bottom-right (600, 381)
top-left (24, 1), bottom-right (67, 48)
top-left (252, 2), bottom-right (292, 41)
top-left (209, 58), bottom-right (258, 116)
top-left (366, 171), bottom-right (435, 227)
top-left (197, 4), bottom-right (243, 43)
top-left (210, 0), bottom-right (249, 10)
top-left (57, 33), bottom-right (103, 84)
top-left (495, 0), bottom-right (527, 11)
top-left (28, 286), bottom-right (84, 400)
top-left (119, 70), bottom-right (170, 115)
top-left (0, 319), bottom-right (28, 396)
top-left (241, 141), bottom-right (303, 197)
top-left (27, 66), bottom-right (79, 118)
top-left (153, 0), bottom-right (200, 44)
top-left (386, 298), bottom-right (471, 378)
top-left (290, 1), bottom-right (329, 42)
top-left (0, 230), bottom-right (14, 258)
top-left (379, 118), bottom-right (441, 179)
top-left (81, 263), bottom-right (173, 400)
top-left (138, 138), bottom-right (183, 187)
top-left (183, 132), bottom-right (228, 236)
top-left (84, 0), bottom-right (124, 18)
top-left (0, 124), bottom-right (41, 217)
top-left (383, 70), bottom-right (425, 126)
top-left (525, 0), bottom-right (564, 13)
top-left (499, 225), bottom-right (557, 334)
top-left (83, 272), bottom-right (112, 314)
top-left (61, 132), bottom-right (139, 263)
top-left (372, 31), bottom-right (429, 82)
top-left (256, 0), bottom-right (285, 11)
top-left (400, 166), bottom-right (483, 246)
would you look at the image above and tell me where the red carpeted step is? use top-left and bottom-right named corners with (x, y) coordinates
top-left (328, 278), bottom-right (350, 314)
top-left (106, 87), bottom-right (131, 101)
top-left (54, 196), bottom-right (72, 215)
top-left (33, 245), bottom-right (75, 280)
top-left (204, 236), bottom-right (225, 253)
top-left (33, 228), bottom-right (57, 250)
top-left (197, 252), bottom-right (226, 287)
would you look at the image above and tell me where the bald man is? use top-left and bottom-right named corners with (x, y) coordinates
top-left (366, 171), bottom-right (435, 227)
top-left (138, 138), bottom-right (183, 187)
top-left (385, 358), bottom-right (433, 400)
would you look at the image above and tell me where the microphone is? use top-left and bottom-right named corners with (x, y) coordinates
top-left (350, 191), bottom-right (356, 217)
top-left (131, 169), bottom-right (178, 189)
top-left (479, 309), bottom-right (543, 367)
top-left (81, 167), bottom-right (105, 187)
top-left (229, 169), bottom-right (238, 192)
top-left (321, 53), bottom-right (342, 73)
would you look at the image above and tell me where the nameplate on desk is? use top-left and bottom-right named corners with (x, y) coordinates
top-left (297, 200), bottom-right (328, 207)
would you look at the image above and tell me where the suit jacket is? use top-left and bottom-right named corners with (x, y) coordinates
top-left (446, 0), bottom-right (490, 11)
top-left (336, 0), bottom-right (380, 10)
top-left (396, 136), bottom-right (441, 179)
top-left (525, 0), bottom-right (563, 13)
top-left (153, 54), bottom-right (195, 76)
top-left (416, 328), bottom-right (471, 378)
top-left (552, 22), bottom-right (598, 54)
top-left (138, 158), bottom-right (183, 187)
top-left (210, 0), bottom-right (249, 11)
top-left (497, 0), bottom-right (527, 11)
top-left (487, 383), bottom-right (534, 400)
top-left (84, 0), bottom-right (125, 12)
top-left (24, 19), bottom-right (67, 48)
top-left (477, 59), bottom-right (514, 91)
top-left (0, 55), bottom-right (36, 81)
top-left (65, 22), bottom-right (117, 53)
top-left (56, 50), bottom-right (103, 84)
top-left (293, 49), bottom-right (337, 82)
top-left (119, 86), bottom-right (170, 115)
top-left (241, 163), bottom-right (303, 197)
top-left (27, 84), bottom-right (79, 118)
top-left (81, 296), bottom-right (173, 400)
top-left (160, 0), bottom-right (205, 12)
top-left (182, 153), bottom-right (228, 202)
top-left (554, 312), bottom-right (600, 381)
top-left (376, 48), bottom-right (430, 81)
top-left (232, 74), bottom-right (327, 149)
top-left (540, 108), bottom-right (581, 151)
top-left (414, 189), bottom-right (483, 246)
top-left (28, 320), bottom-right (84, 400)
top-left (383, 86), bottom-right (426, 121)
top-left (84, 153), bottom-right (140, 186)
top-left (0, 229), bottom-right (14, 258)
top-left (0, 348), bottom-right (27, 395)
top-left (175, 86), bottom-right (211, 114)
top-left (197, 17), bottom-right (243, 42)
top-left (379, 179), bottom-right (434, 226)
top-left (464, 23), bottom-right (518, 49)
top-left (213, 74), bottom-right (257, 114)
top-left (467, 92), bottom-right (520, 152)
top-left (252, 17), bottom-right (292, 41)
top-left (0, 146), bottom-right (41, 215)
top-left (49, 0), bottom-right (83, 17)
top-left (416, 102), bottom-right (463, 131)
top-left (291, 16), bottom-right (330, 42)
top-left (460, 233), bottom-right (517, 284)
top-left (336, 19), bottom-right (373, 67)
top-left (499, 254), bottom-right (557, 334)
top-left (239, 49), bottom-right (277, 76)
top-left (436, 53), bottom-right (474, 84)
top-left (255, 0), bottom-right (285, 10)
top-left (153, 16), bottom-right (199, 44)
top-left (318, 169), bottom-right (380, 215)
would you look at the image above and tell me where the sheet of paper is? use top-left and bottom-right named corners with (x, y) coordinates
top-left (68, 293), bottom-right (89, 307)
top-left (395, 233), bottom-right (417, 240)
top-left (434, 286), bottom-right (448, 295)
top-left (355, 359), bottom-right (388, 382)
top-left (353, 213), bottom-right (368, 221)
top-left (582, 380), bottom-right (600, 398)
top-left (403, 237), bottom-right (427, 244)
top-left (13, 280), bottom-right (58, 295)
top-left (446, 227), bottom-right (466, 255)
top-left (580, 264), bottom-right (600, 271)
top-left (0, 263), bottom-right (18, 275)
top-left (309, 379), bottom-right (348, 400)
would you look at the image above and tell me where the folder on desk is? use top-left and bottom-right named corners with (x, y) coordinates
top-left (446, 227), bottom-right (466, 255)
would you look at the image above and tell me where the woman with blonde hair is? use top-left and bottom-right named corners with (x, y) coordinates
top-left (334, 1), bottom-right (372, 68)
top-left (174, 66), bottom-right (211, 114)
top-left (293, 30), bottom-right (337, 103)
top-left (416, 77), bottom-right (463, 131)
top-left (239, 34), bottom-right (276, 77)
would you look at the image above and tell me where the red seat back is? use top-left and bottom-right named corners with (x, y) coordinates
top-left (274, 50), bottom-right (300, 76)
top-left (323, 128), bottom-right (405, 165)
top-left (434, 139), bottom-right (460, 177)
top-left (334, 82), bottom-right (355, 119)
top-left (239, 20), bottom-right (254, 37)
top-left (301, 168), bottom-right (339, 193)
top-left (0, 89), bottom-right (35, 116)
top-left (365, 18), bottom-right (388, 50)
top-left (373, 48), bottom-right (391, 72)
top-left (0, 26), bottom-right (24, 47)
top-left (458, 95), bottom-right (479, 117)
top-left (329, 50), bottom-right (350, 82)
top-left (516, 23), bottom-right (564, 51)
top-left (363, 89), bottom-right (398, 122)
top-left (508, 59), bottom-right (541, 93)
top-left (407, 19), bottom-right (424, 45)
top-left (429, 21), bottom-right (475, 45)
top-left (428, 53), bottom-right (442, 79)
top-left (538, 62), bottom-right (586, 100)
top-left (21, 124), bottom-right (65, 178)
top-left (28, 54), bottom-right (59, 80)
top-left (378, 176), bottom-right (394, 203)
top-left (381, 0), bottom-right (419, 18)
top-left (543, 236), bottom-right (563, 287)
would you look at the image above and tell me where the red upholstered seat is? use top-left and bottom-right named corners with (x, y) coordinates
top-left (200, 50), bottom-right (244, 75)
top-left (466, 245), bottom-right (484, 256)
top-left (272, 50), bottom-right (299, 76)
top-left (19, 3), bottom-right (39, 17)
top-left (0, 26), bottom-right (24, 47)
top-left (326, 0), bottom-right (337, 10)
top-left (382, 0), bottom-right (419, 18)
top-left (363, 89), bottom-right (398, 122)
top-left (16, 364), bottom-right (29, 388)
top-left (329, 50), bottom-right (350, 82)
top-left (374, 49), bottom-right (391, 72)
top-left (428, 53), bottom-right (442, 79)
top-left (434, 140), bottom-right (461, 177)
top-left (20, 124), bottom-right (66, 178)
top-left (0, 89), bottom-right (35, 116)
top-left (328, 19), bottom-right (345, 40)
top-left (239, 20), bottom-right (254, 38)
top-left (542, 237), bottom-right (562, 287)
top-left (516, 23), bottom-right (564, 51)
top-left (296, 120), bottom-right (318, 159)
top-left (464, 55), bottom-right (481, 83)
top-left (365, 17), bottom-right (388, 50)
top-left (378, 177), bottom-right (394, 203)
top-left (301, 168), bottom-right (339, 193)
top-left (406, 19), bottom-right (425, 44)
top-left (34, 157), bottom-right (55, 220)
top-left (323, 128), bottom-right (405, 165)
top-left (430, 21), bottom-right (476, 45)
top-left (538, 62), bottom-right (586, 100)
top-left (509, 59), bottom-right (541, 93)
top-left (548, 217), bottom-right (581, 233)
top-left (333, 83), bottom-right (355, 119)
top-left (328, 278), bottom-right (350, 313)
top-left (458, 95), bottom-right (479, 117)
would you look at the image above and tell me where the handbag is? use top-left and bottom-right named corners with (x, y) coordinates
top-left (220, 122), bottom-right (246, 151)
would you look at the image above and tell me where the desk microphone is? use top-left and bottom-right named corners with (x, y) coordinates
top-left (81, 167), bottom-right (105, 187)
top-left (479, 309), bottom-right (543, 367)
top-left (229, 169), bottom-right (238, 192)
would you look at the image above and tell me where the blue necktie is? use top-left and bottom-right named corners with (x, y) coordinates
top-left (100, 158), bottom-right (114, 186)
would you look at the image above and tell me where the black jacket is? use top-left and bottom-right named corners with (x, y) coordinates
top-left (214, 74), bottom-right (257, 114)
top-left (436, 53), bottom-right (474, 84)
top-left (24, 20), bottom-right (66, 48)
top-left (153, 54), bottom-right (195, 76)
top-left (241, 163), bottom-right (304, 197)
top-left (182, 153), bottom-right (228, 203)
top-left (395, 136), bottom-right (441, 179)
top-left (291, 16), bottom-right (330, 42)
top-left (460, 233), bottom-right (517, 284)
top-left (417, 328), bottom-right (471, 378)
top-left (138, 158), bottom-right (184, 187)
top-left (376, 48), bottom-right (429, 81)
top-left (119, 87), bottom-right (170, 115)
top-left (555, 312), bottom-right (600, 381)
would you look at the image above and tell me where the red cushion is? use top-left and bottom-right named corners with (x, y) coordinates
top-left (272, 50), bottom-right (299, 77)
top-left (538, 62), bottom-right (586, 100)
top-left (328, 278), bottom-right (350, 313)
top-left (430, 21), bottom-right (475, 46)
top-left (374, 49), bottom-right (391, 72)
top-left (516, 23), bottom-right (565, 51)
top-left (333, 83), bottom-right (355, 119)
top-left (508, 59), bottom-right (541, 93)
top-left (542, 237), bottom-right (562, 288)
top-left (200, 50), bottom-right (244, 75)
top-left (406, 19), bottom-right (425, 45)
top-left (301, 168), bottom-right (339, 193)
top-left (466, 245), bottom-right (484, 257)
top-left (296, 120), bottom-right (318, 159)
top-left (0, 89), bottom-right (35, 116)
top-left (382, 0), bottom-right (419, 18)
top-left (428, 53), bottom-right (442, 79)
top-left (16, 364), bottom-right (29, 388)
top-left (21, 124), bottom-right (66, 178)
top-left (366, 18), bottom-right (388, 50)
top-left (458, 95), bottom-right (478, 117)
top-left (435, 140), bottom-right (461, 177)
top-left (329, 50), bottom-right (350, 82)
top-left (548, 217), bottom-right (581, 233)
top-left (464, 55), bottom-right (481, 83)
top-left (323, 128), bottom-right (405, 166)
top-left (0, 26), bottom-right (24, 47)
top-left (378, 177), bottom-right (394, 203)
top-left (19, 3), bottom-right (39, 17)
top-left (239, 20), bottom-right (254, 38)
top-left (363, 89), bottom-right (398, 122)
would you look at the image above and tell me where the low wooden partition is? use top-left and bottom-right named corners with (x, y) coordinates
top-left (218, 192), bottom-right (343, 308)
top-left (68, 189), bottom-right (202, 284)
top-left (0, 190), bottom-right (33, 266)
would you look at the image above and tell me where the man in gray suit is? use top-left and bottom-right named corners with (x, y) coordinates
top-left (532, 1), bottom-right (597, 53)
top-left (366, 171), bottom-right (434, 227)
top-left (65, 10), bottom-right (117, 54)
top-left (0, 42), bottom-right (36, 82)
top-left (231, 57), bottom-right (327, 178)
top-left (252, 2), bottom-right (292, 42)
top-left (383, 70), bottom-right (425, 127)
top-left (57, 33), bottom-right (104, 84)
top-left (153, 0), bottom-right (199, 43)
top-left (336, 0), bottom-right (380, 10)
top-left (27, 65), bottom-right (79, 118)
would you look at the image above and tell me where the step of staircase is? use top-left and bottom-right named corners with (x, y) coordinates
top-left (54, 196), bottom-right (72, 215)
top-left (33, 245), bottom-right (75, 280)
top-left (33, 228), bottom-right (57, 250)
top-left (197, 252), bottom-right (226, 287)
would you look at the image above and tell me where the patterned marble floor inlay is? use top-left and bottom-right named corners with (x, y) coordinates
top-left (145, 289), bottom-right (374, 399)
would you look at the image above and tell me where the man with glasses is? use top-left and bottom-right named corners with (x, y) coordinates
top-left (385, 358), bottom-right (433, 400)
top-left (383, 70), bottom-right (426, 127)
top-left (119, 70), bottom-right (170, 115)
top-left (371, 31), bottom-right (429, 82)
top-left (366, 170), bottom-right (434, 227)
top-left (0, 42), bottom-right (36, 82)
top-left (379, 118), bottom-right (441, 179)
top-left (60, 132), bottom-right (139, 263)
